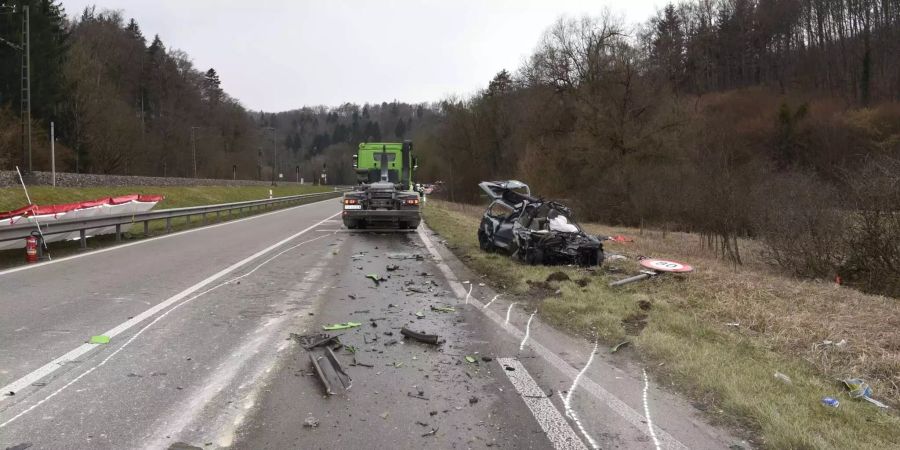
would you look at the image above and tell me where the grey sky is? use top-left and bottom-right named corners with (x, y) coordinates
top-left (62, 0), bottom-right (663, 112)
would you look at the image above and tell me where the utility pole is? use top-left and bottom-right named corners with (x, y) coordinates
top-left (190, 126), bottom-right (200, 178)
top-left (1, 5), bottom-right (31, 172)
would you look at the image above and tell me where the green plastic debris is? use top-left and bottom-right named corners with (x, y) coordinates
top-left (366, 274), bottom-right (384, 285)
top-left (322, 322), bottom-right (362, 331)
top-left (465, 355), bottom-right (476, 363)
top-left (610, 341), bottom-right (629, 353)
top-left (89, 335), bottom-right (110, 345)
top-left (430, 305), bottom-right (455, 313)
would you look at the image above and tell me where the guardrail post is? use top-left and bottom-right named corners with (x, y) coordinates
top-left (115, 224), bottom-right (121, 241)
top-left (143, 221), bottom-right (149, 236)
top-left (216, 210), bottom-right (220, 221)
top-left (186, 214), bottom-right (191, 226)
top-left (202, 212), bottom-right (207, 225)
top-left (80, 229), bottom-right (86, 248)
top-left (166, 217), bottom-right (172, 233)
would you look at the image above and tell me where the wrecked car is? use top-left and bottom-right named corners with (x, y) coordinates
top-left (477, 181), bottom-right (604, 267)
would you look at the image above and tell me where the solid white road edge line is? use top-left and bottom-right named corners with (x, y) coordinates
top-left (0, 195), bottom-right (339, 277)
top-left (497, 358), bottom-right (587, 450)
top-left (416, 226), bottom-right (688, 450)
top-left (563, 341), bottom-right (600, 450)
top-left (643, 368), bottom-right (663, 450)
top-left (0, 212), bottom-right (340, 404)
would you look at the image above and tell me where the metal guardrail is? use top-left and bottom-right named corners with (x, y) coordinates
top-left (0, 189), bottom-right (347, 248)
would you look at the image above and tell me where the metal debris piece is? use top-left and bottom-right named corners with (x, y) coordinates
top-left (309, 347), bottom-right (352, 395)
top-left (304, 416), bottom-right (320, 428)
top-left (422, 427), bottom-right (439, 437)
top-left (291, 333), bottom-right (342, 350)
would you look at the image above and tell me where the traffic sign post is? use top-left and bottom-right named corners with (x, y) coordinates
top-left (609, 257), bottom-right (694, 287)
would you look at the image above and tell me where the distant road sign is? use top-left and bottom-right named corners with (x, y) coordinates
top-left (639, 258), bottom-right (694, 273)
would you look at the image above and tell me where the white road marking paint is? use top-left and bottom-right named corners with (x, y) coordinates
top-left (497, 358), bottom-right (587, 450)
top-left (1, 231), bottom-right (334, 428)
top-left (643, 369), bottom-right (662, 450)
top-left (0, 195), bottom-right (338, 277)
top-left (563, 342), bottom-right (600, 450)
top-left (519, 310), bottom-right (537, 351)
top-left (464, 283), bottom-right (473, 304)
top-left (483, 294), bottom-right (500, 309)
top-left (0, 212), bottom-right (340, 407)
top-left (416, 226), bottom-right (688, 449)
top-left (505, 302), bottom-right (517, 324)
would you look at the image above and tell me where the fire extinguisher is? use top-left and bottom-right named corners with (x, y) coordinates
top-left (25, 235), bottom-right (38, 263)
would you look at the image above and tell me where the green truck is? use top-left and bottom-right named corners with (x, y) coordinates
top-left (341, 141), bottom-right (421, 229)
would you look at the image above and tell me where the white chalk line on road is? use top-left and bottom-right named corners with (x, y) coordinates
top-left (563, 341), bottom-right (600, 450)
top-left (0, 212), bottom-right (340, 413)
top-left (0, 195), bottom-right (338, 277)
top-left (416, 226), bottom-right (687, 450)
top-left (483, 294), bottom-right (500, 309)
top-left (519, 310), bottom-right (537, 352)
top-left (643, 369), bottom-right (662, 450)
top-left (464, 283), bottom-right (473, 304)
top-left (505, 302), bottom-right (517, 324)
top-left (497, 358), bottom-right (587, 450)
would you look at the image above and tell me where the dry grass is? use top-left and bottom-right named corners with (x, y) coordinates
top-left (424, 199), bottom-right (900, 449)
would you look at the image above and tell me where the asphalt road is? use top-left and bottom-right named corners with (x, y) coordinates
top-left (0, 197), bottom-right (743, 449)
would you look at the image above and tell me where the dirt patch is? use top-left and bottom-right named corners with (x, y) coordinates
top-left (575, 278), bottom-right (591, 287)
top-left (622, 313), bottom-right (648, 335)
top-left (638, 300), bottom-right (652, 311)
top-left (546, 271), bottom-right (570, 282)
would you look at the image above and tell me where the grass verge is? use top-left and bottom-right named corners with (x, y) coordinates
top-left (423, 199), bottom-right (900, 450)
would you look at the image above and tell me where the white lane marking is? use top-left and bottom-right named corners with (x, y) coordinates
top-left (416, 226), bottom-right (687, 449)
top-left (464, 283), bottom-right (473, 304)
top-left (0, 212), bottom-right (340, 403)
top-left (483, 294), bottom-right (500, 309)
top-left (497, 358), bottom-right (587, 450)
top-left (505, 302), bottom-right (517, 324)
top-left (519, 310), bottom-right (537, 351)
top-left (0, 195), bottom-right (337, 277)
top-left (1, 231), bottom-right (334, 428)
top-left (643, 369), bottom-right (662, 450)
top-left (563, 342), bottom-right (600, 450)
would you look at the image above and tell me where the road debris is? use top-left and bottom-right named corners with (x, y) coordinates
top-left (430, 305), bottom-right (455, 313)
top-left (89, 335), bottom-right (110, 344)
top-left (469, 395), bottom-right (479, 404)
top-left (465, 355), bottom-right (477, 363)
top-left (421, 427), bottom-right (439, 437)
top-left (386, 264), bottom-right (400, 271)
top-left (842, 378), bottom-right (890, 408)
top-left (303, 416), bottom-right (320, 428)
top-left (309, 347), bottom-right (352, 395)
top-left (366, 274), bottom-right (386, 285)
top-left (610, 341), bottom-right (630, 353)
top-left (774, 372), bottom-right (792, 385)
top-left (415, 311), bottom-right (425, 319)
top-left (322, 322), bottom-right (361, 331)
top-left (821, 396), bottom-right (840, 408)
top-left (407, 392), bottom-right (430, 400)
top-left (400, 327), bottom-right (441, 345)
top-left (291, 332), bottom-right (342, 350)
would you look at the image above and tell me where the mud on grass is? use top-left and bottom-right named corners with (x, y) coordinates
top-left (423, 200), bottom-right (900, 450)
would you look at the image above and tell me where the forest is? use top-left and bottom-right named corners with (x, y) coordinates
top-left (0, 0), bottom-right (898, 295)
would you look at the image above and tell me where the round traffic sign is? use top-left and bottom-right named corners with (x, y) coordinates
top-left (639, 258), bottom-right (694, 273)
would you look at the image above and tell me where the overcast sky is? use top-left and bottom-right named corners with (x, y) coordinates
top-left (61, 0), bottom-right (663, 112)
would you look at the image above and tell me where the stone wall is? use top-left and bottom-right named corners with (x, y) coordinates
top-left (0, 171), bottom-right (306, 188)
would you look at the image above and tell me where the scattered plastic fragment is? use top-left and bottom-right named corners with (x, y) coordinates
top-left (430, 305), bottom-right (455, 313)
top-left (465, 355), bottom-right (477, 363)
top-left (366, 274), bottom-right (386, 285)
top-left (422, 427), bottom-right (439, 437)
top-left (774, 372), bottom-right (792, 385)
top-left (89, 335), bottom-right (110, 345)
top-left (842, 378), bottom-right (890, 408)
top-left (386, 264), bottom-right (400, 271)
top-left (400, 327), bottom-right (440, 345)
top-left (322, 322), bottom-right (361, 331)
top-left (610, 341), bottom-right (629, 353)
top-left (415, 311), bottom-right (425, 319)
top-left (821, 396), bottom-right (840, 408)
top-left (291, 332), bottom-right (342, 350)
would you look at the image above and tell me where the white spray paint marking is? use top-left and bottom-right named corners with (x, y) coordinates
top-left (0, 196), bottom-right (338, 277)
top-left (505, 302), bottom-right (518, 324)
top-left (643, 369), bottom-right (662, 450)
top-left (464, 283), bottom-right (473, 304)
top-left (563, 342), bottom-right (600, 450)
top-left (483, 294), bottom-right (500, 309)
top-left (416, 226), bottom-right (688, 449)
top-left (497, 358), bottom-right (587, 450)
top-left (519, 310), bottom-right (538, 351)
top-left (0, 217), bottom-right (338, 424)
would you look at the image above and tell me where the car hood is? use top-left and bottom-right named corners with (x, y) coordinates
top-left (479, 180), bottom-right (537, 206)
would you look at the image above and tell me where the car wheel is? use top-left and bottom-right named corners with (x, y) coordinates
top-left (478, 228), bottom-right (494, 252)
top-left (526, 248), bottom-right (544, 265)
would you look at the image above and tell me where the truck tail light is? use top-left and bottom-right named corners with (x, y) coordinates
top-left (344, 199), bottom-right (358, 205)
top-left (405, 199), bottom-right (419, 205)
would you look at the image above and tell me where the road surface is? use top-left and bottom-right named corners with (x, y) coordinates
top-left (0, 197), bottom-right (743, 449)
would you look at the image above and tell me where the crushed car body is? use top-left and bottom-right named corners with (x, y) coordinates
top-left (477, 181), bottom-right (604, 267)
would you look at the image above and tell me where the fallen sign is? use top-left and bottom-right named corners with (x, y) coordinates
top-left (608, 257), bottom-right (694, 287)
